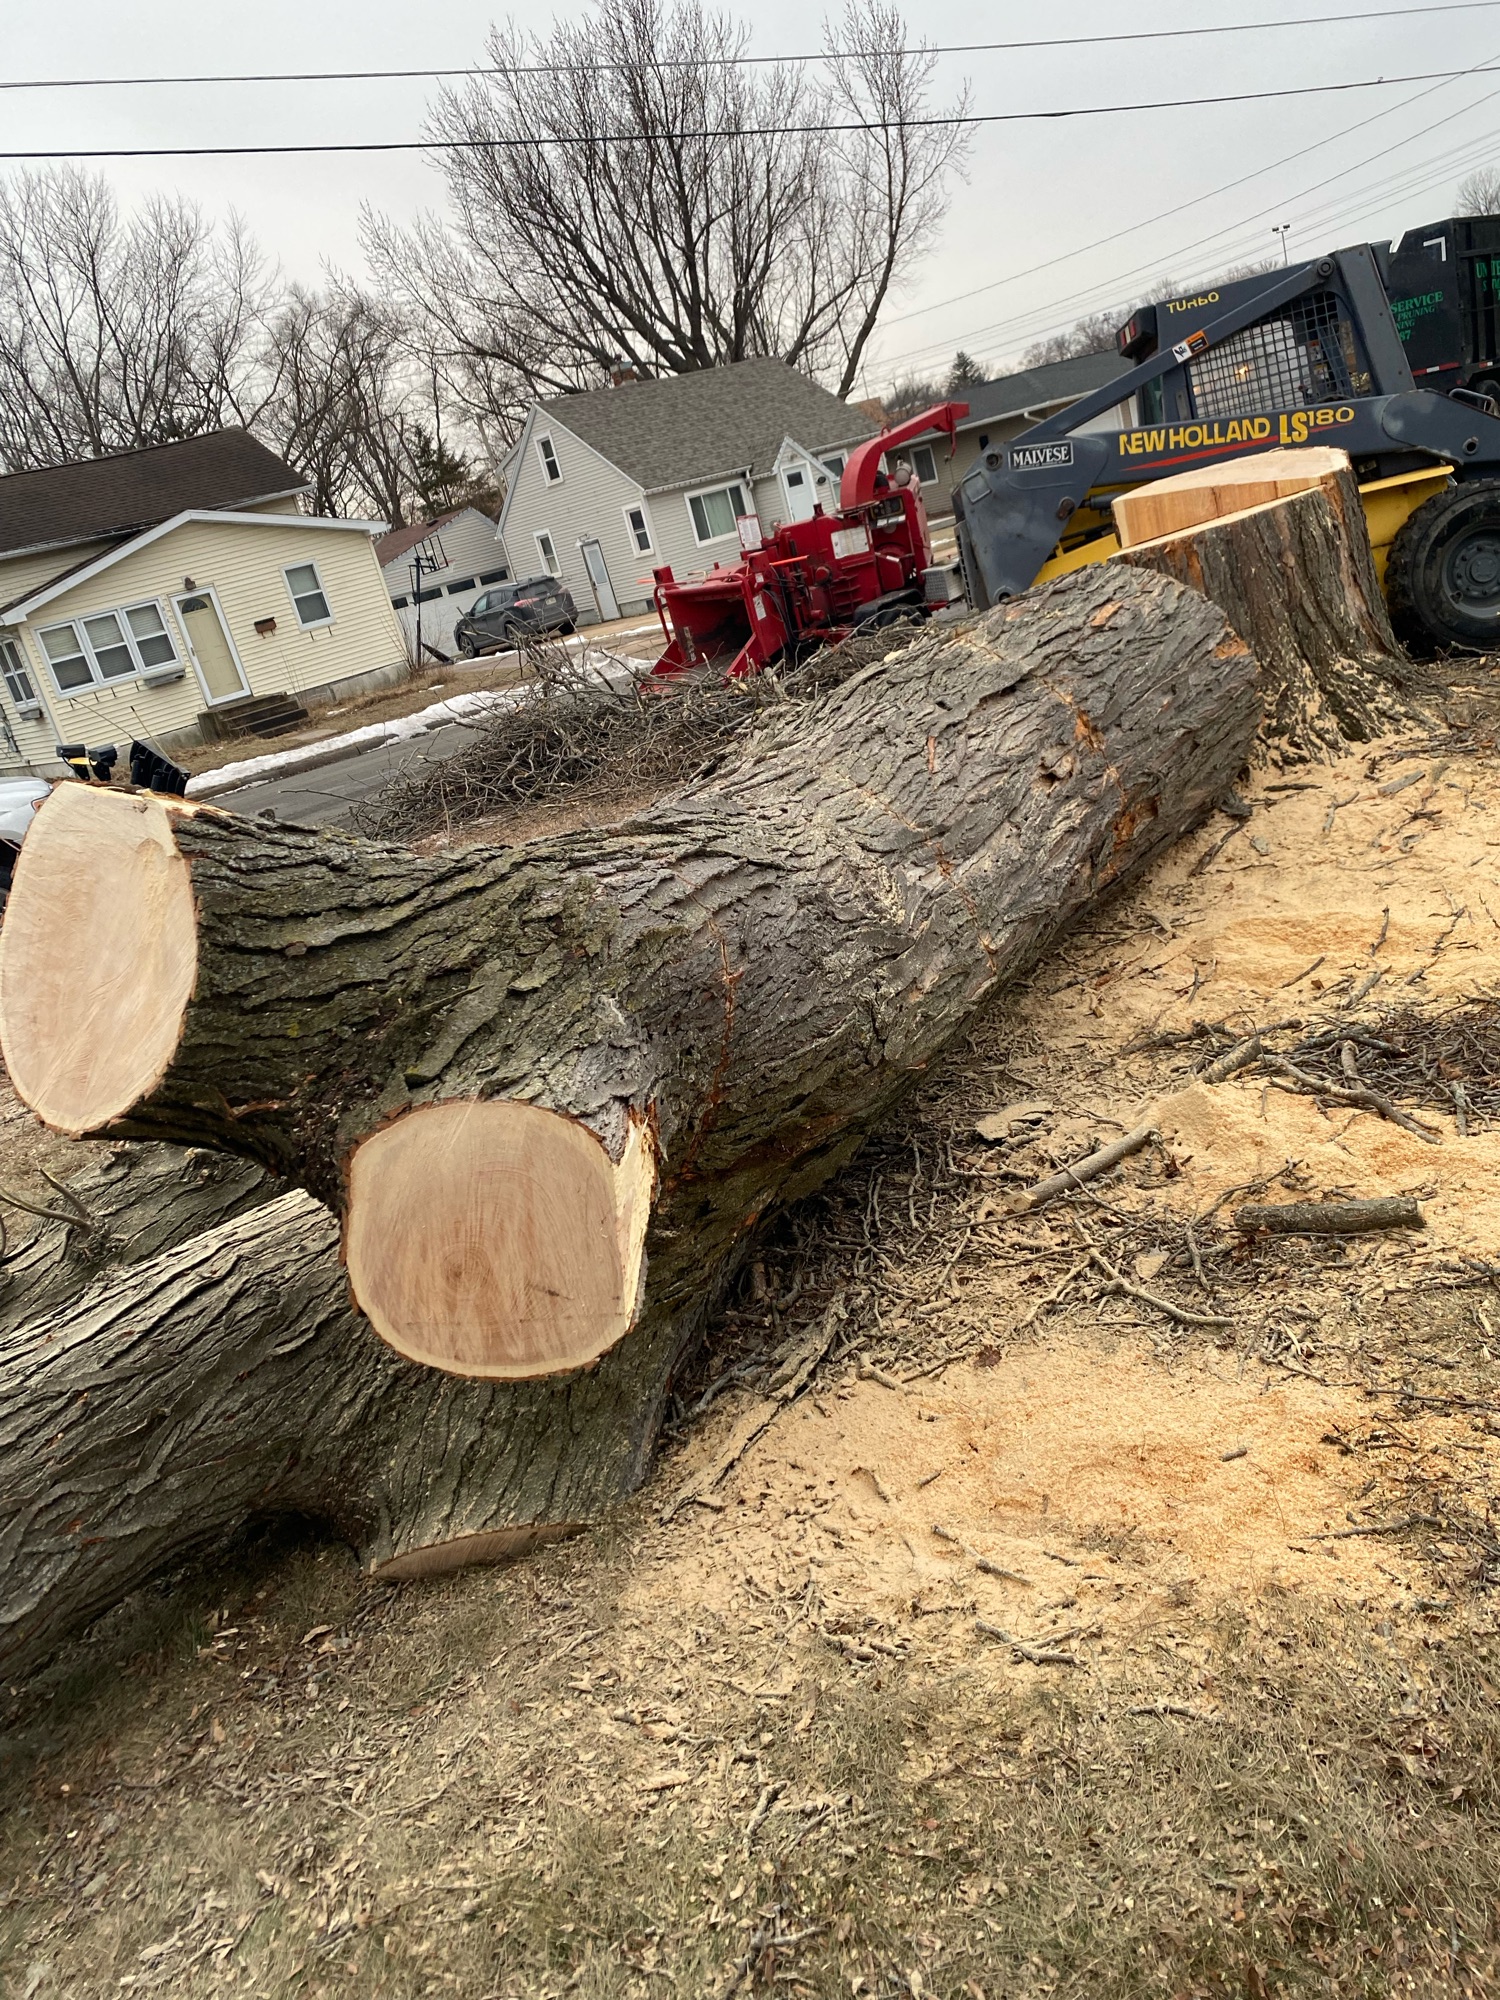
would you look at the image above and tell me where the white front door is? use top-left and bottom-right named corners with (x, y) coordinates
top-left (781, 463), bottom-right (818, 522)
top-left (175, 590), bottom-right (249, 704)
top-left (580, 540), bottom-right (620, 622)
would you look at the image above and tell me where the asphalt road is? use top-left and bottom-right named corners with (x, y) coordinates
top-left (212, 715), bottom-right (488, 827)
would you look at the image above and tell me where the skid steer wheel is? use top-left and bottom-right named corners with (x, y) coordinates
top-left (1385, 480), bottom-right (1500, 654)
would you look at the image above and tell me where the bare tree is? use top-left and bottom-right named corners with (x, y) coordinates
top-left (260, 282), bottom-right (481, 526)
top-left (1458, 165), bottom-right (1500, 215)
top-left (366, 0), bottom-right (968, 421)
top-left (0, 168), bottom-right (275, 471)
top-left (1018, 260), bottom-right (1280, 369)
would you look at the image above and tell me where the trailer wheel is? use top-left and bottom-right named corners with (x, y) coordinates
top-left (1385, 480), bottom-right (1500, 654)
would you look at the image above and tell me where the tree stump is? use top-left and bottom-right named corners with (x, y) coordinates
top-left (1112, 450), bottom-right (1418, 759)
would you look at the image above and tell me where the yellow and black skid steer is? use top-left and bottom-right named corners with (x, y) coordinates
top-left (953, 244), bottom-right (1500, 653)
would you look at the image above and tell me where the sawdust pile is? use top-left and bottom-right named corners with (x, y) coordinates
top-left (1010, 736), bottom-right (1500, 1264)
top-left (657, 1342), bottom-right (1406, 1656)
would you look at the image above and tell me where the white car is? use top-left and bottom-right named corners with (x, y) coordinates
top-left (0, 776), bottom-right (51, 906)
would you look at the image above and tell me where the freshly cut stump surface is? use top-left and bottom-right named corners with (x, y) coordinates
top-left (1111, 444), bottom-right (1351, 549)
top-left (0, 786), bottom-right (198, 1135)
top-left (345, 1100), bottom-right (654, 1376)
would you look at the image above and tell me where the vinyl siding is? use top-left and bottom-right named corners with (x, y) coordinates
top-left (501, 413), bottom-right (662, 623)
top-left (382, 508), bottom-right (508, 660)
top-left (1, 516), bottom-right (405, 764)
top-left (0, 540), bottom-right (121, 610)
top-left (381, 509), bottom-right (504, 600)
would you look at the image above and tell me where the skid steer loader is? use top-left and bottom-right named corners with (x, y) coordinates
top-left (953, 244), bottom-right (1500, 653)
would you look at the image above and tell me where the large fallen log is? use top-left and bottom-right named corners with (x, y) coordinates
top-left (1111, 450), bottom-right (1416, 758)
top-left (0, 568), bottom-right (1259, 1591)
top-left (0, 1192), bottom-right (621, 1681)
top-left (4, 571), bottom-right (1256, 1352)
top-left (4, 568), bottom-right (1254, 1360)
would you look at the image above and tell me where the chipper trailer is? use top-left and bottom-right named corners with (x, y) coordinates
top-left (649, 402), bottom-right (969, 679)
top-left (953, 243), bottom-right (1500, 654)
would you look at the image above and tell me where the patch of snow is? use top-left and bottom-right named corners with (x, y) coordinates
top-left (189, 650), bottom-right (641, 797)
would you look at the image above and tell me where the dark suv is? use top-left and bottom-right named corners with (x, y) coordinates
top-left (454, 576), bottom-right (578, 655)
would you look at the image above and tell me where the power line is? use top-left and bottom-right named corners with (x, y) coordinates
top-left (877, 40), bottom-right (1500, 334)
top-left (868, 49), bottom-right (1500, 375)
top-left (0, 3), bottom-right (1492, 91)
top-left (3, 66), bottom-right (1500, 159)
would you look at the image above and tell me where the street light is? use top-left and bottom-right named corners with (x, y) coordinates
top-left (1272, 224), bottom-right (1292, 264)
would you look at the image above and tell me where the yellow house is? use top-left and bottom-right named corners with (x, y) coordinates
top-left (0, 431), bottom-right (408, 777)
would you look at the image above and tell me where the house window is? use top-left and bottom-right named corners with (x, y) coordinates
top-left (1, 636), bottom-right (38, 708)
top-left (909, 444), bottom-right (939, 484)
top-left (284, 561), bottom-right (333, 627)
top-left (391, 593), bottom-right (409, 609)
top-left (478, 566), bottom-right (508, 584)
top-left (535, 531), bottom-right (560, 575)
top-left (822, 454), bottom-right (846, 477)
top-left (624, 504), bottom-right (653, 553)
top-left (536, 434), bottom-right (562, 484)
top-left (687, 481), bottom-right (750, 544)
top-left (445, 577), bottom-right (476, 595)
top-left (38, 600), bottom-right (180, 694)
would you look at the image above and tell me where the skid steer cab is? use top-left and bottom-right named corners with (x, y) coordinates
top-left (649, 403), bottom-right (969, 680)
top-left (953, 244), bottom-right (1500, 654)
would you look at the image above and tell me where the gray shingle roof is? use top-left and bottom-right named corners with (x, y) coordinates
top-left (536, 357), bottom-right (877, 492)
top-left (956, 350), bottom-right (1131, 429)
top-left (0, 429), bottom-right (308, 560)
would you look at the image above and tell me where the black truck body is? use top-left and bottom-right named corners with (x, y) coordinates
top-left (1378, 214), bottom-right (1500, 399)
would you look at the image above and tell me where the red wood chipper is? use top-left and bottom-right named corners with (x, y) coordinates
top-left (649, 402), bottom-right (969, 679)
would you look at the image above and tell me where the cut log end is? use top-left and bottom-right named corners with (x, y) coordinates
top-left (0, 785), bottom-right (198, 1136)
top-left (342, 1099), bottom-right (655, 1379)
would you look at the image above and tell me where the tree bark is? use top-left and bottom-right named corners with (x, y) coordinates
top-left (1, 1142), bottom-right (274, 1324)
top-left (1113, 465), bottom-right (1418, 760)
top-left (1, 566), bottom-right (1259, 1406)
top-left (0, 1191), bottom-right (671, 1682)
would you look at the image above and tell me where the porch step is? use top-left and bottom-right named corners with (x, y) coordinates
top-left (200, 692), bottom-right (310, 742)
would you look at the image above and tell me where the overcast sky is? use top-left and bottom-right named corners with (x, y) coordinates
top-left (0, 0), bottom-right (1495, 395)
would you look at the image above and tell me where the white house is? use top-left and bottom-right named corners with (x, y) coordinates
top-left (375, 504), bottom-right (509, 663)
top-left (0, 431), bottom-right (407, 777)
top-left (497, 358), bottom-right (878, 625)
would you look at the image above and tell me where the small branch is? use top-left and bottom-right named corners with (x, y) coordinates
top-left (1311, 1514), bottom-right (1442, 1541)
top-left (1087, 1247), bottom-right (1232, 1329)
top-left (1199, 1034), bottom-right (1262, 1085)
top-left (975, 1620), bottom-right (1087, 1666)
top-left (1236, 1197), bottom-right (1424, 1236)
top-left (1009, 1123), bottom-right (1156, 1214)
top-left (1015, 1255), bottom-right (1090, 1330)
top-left (1259, 1055), bottom-right (1442, 1146)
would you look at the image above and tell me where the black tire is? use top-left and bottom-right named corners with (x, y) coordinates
top-left (456, 631), bottom-right (478, 658)
top-left (557, 619), bottom-right (576, 636)
top-left (1385, 479), bottom-right (1500, 654)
